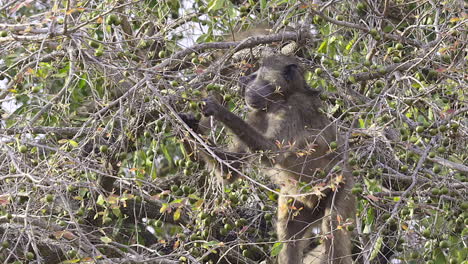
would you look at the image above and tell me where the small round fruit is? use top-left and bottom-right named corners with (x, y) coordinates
top-left (106, 14), bottom-right (118, 25)
top-left (154, 220), bottom-right (163, 228)
top-left (1, 241), bottom-right (9, 248)
top-left (460, 201), bottom-right (468, 210)
top-left (348, 76), bottom-right (357, 84)
top-left (415, 126), bottom-right (425, 133)
top-left (356, 2), bottom-right (366, 10)
top-left (0, 31), bottom-right (7, 37)
top-left (18, 145), bottom-right (28, 153)
top-left (395, 43), bottom-right (404, 50)
top-left (329, 141), bottom-right (338, 150)
top-left (31, 86), bottom-right (41, 93)
top-left (94, 49), bottom-right (103, 56)
top-left (439, 186), bottom-right (448, 195)
top-left (46, 194), bottom-right (54, 203)
top-left (422, 229), bottom-right (431, 238)
top-left (436, 146), bottom-right (446, 154)
top-left (25, 251), bottom-right (35, 260)
top-left (319, 93), bottom-right (328, 100)
top-left (439, 240), bottom-right (449, 248)
top-left (189, 101), bottom-right (198, 110)
top-left (223, 94), bottom-right (232, 101)
top-left (99, 145), bottom-right (108, 153)
top-left (400, 165), bottom-right (409, 172)
top-left (158, 50), bottom-right (167, 58)
top-left (351, 187), bottom-right (363, 195)
top-left (314, 68), bottom-right (323, 75)
top-left (89, 40), bottom-right (100, 49)
top-left (450, 122), bottom-right (459, 130)
top-left (369, 28), bottom-right (378, 37)
top-left (313, 15), bottom-right (323, 24)
top-left (409, 251), bottom-right (419, 259)
top-left (219, 228), bottom-right (228, 236)
top-left (224, 223), bottom-right (233, 231)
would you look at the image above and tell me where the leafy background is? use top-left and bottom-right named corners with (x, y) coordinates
top-left (0, 0), bottom-right (466, 263)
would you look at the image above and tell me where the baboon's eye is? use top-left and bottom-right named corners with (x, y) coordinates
top-left (283, 64), bottom-right (298, 81)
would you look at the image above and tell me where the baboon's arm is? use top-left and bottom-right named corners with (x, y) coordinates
top-left (179, 112), bottom-right (248, 181)
top-left (202, 97), bottom-right (276, 152)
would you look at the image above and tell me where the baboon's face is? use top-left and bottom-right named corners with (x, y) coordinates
top-left (239, 55), bottom-right (305, 110)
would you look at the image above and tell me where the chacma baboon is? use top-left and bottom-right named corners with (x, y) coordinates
top-left (181, 55), bottom-right (355, 264)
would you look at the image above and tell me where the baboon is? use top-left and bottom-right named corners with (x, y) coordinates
top-left (181, 55), bottom-right (355, 264)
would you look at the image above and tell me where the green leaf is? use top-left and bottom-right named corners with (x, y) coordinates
top-left (207, 0), bottom-right (225, 12)
top-left (170, 199), bottom-right (183, 204)
top-left (69, 140), bottom-right (79, 148)
top-left (432, 248), bottom-right (446, 264)
top-left (358, 119), bottom-right (365, 128)
top-left (96, 195), bottom-right (105, 206)
top-left (161, 144), bottom-right (173, 167)
top-left (112, 208), bottom-right (122, 218)
top-left (78, 74), bottom-right (87, 89)
top-left (363, 207), bottom-right (375, 234)
top-left (100, 236), bottom-right (112, 244)
top-left (173, 208), bottom-right (181, 221)
top-left (271, 242), bottom-right (283, 257)
top-left (317, 39), bottom-right (328, 53)
top-left (204, 241), bottom-right (220, 247)
top-left (383, 25), bottom-right (393, 33)
top-left (260, 0), bottom-right (267, 11)
top-left (369, 236), bottom-right (383, 260)
top-left (159, 203), bottom-right (169, 214)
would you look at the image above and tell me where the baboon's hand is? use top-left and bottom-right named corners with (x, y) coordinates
top-left (178, 113), bottom-right (199, 131)
top-left (201, 97), bottom-right (221, 117)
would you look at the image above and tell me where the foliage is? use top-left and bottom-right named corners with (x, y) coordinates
top-left (0, 0), bottom-right (466, 263)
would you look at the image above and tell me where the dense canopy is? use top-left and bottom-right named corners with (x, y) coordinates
top-left (0, 0), bottom-right (466, 263)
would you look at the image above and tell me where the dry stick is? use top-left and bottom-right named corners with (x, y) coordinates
top-left (308, 7), bottom-right (423, 48)
top-left (29, 49), bottom-right (75, 124)
top-left (364, 137), bottom-right (436, 263)
top-left (153, 31), bottom-right (314, 70)
top-left (0, 126), bottom-right (93, 136)
top-left (0, 50), bottom-right (66, 99)
top-left (67, 1), bottom-right (138, 33)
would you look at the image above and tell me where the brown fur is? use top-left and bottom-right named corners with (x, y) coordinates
top-left (182, 55), bottom-right (355, 264)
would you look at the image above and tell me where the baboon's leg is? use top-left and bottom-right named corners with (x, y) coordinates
top-left (277, 196), bottom-right (321, 264)
top-left (320, 188), bottom-right (355, 264)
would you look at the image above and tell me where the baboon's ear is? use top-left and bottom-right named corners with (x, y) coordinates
top-left (283, 63), bottom-right (298, 81)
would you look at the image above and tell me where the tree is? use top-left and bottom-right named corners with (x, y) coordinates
top-left (0, 0), bottom-right (466, 263)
